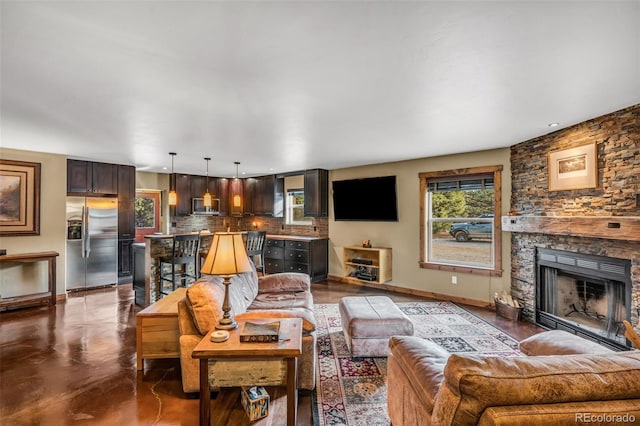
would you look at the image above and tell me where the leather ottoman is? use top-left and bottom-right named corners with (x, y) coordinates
top-left (339, 296), bottom-right (414, 357)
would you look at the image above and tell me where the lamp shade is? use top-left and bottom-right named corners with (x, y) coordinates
top-left (201, 232), bottom-right (252, 276)
top-left (168, 190), bottom-right (177, 206)
top-left (203, 191), bottom-right (212, 208)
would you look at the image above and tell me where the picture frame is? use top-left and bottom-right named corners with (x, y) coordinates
top-left (548, 143), bottom-right (597, 191)
top-left (0, 159), bottom-right (41, 236)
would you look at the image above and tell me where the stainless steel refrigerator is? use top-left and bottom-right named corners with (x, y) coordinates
top-left (66, 196), bottom-right (118, 290)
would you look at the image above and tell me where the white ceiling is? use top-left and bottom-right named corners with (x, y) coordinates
top-left (2, 1), bottom-right (639, 178)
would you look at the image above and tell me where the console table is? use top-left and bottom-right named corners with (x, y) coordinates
top-left (0, 251), bottom-right (59, 310)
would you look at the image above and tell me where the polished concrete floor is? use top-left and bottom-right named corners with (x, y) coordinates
top-left (0, 280), bottom-right (543, 425)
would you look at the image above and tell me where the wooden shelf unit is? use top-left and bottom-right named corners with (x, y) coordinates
top-left (343, 246), bottom-right (392, 284)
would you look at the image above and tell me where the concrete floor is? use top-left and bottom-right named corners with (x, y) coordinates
top-left (0, 281), bottom-right (542, 425)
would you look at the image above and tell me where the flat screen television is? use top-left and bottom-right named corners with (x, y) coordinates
top-left (332, 175), bottom-right (398, 221)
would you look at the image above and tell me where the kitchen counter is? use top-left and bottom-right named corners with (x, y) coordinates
top-left (266, 234), bottom-right (327, 241)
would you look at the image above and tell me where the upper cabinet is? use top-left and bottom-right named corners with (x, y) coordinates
top-left (304, 169), bottom-right (329, 217)
top-left (229, 178), bottom-right (244, 216)
top-left (67, 160), bottom-right (118, 195)
top-left (243, 178), bottom-right (257, 216)
top-left (252, 175), bottom-right (284, 217)
top-left (117, 165), bottom-right (136, 239)
top-left (173, 173), bottom-right (192, 216)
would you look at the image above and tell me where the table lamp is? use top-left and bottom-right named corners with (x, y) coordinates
top-left (200, 232), bottom-right (252, 330)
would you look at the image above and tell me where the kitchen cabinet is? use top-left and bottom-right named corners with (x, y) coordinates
top-left (253, 175), bottom-right (284, 217)
top-left (265, 236), bottom-right (328, 282)
top-left (67, 160), bottom-right (118, 195)
top-left (216, 178), bottom-right (229, 216)
top-left (117, 165), bottom-right (136, 239)
top-left (243, 178), bottom-right (257, 216)
top-left (118, 239), bottom-right (134, 277)
top-left (117, 165), bottom-right (135, 278)
top-left (229, 178), bottom-right (244, 216)
top-left (173, 173), bottom-right (192, 216)
top-left (304, 169), bottom-right (329, 217)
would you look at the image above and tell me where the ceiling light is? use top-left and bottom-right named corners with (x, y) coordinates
top-left (548, 122), bottom-right (559, 128)
top-left (233, 162), bottom-right (241, 208)
top-left (168, 152), bottom-right (177, 206)
top-left (203, 157), bottom-right (212, 208)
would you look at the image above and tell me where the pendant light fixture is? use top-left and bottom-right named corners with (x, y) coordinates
top-left (233, 161), bottom-right (242, 208)
top-left (203, 157), bottom-right (212, 209)
top-left (168, 152), bottom-right (177, 206)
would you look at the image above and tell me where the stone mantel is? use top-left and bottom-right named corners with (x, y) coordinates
top-left (501, 215), bottom-right (640, 242)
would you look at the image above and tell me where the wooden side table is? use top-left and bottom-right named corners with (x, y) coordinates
top-left (192, 318), bottom-right (303, 426)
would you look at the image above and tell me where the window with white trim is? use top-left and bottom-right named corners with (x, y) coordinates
top-left (286, 189), bottom-right (313, 225)
top-left (419, 166), bottom-right (502, 276)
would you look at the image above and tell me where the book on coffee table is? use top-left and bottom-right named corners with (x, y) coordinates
top-left (240, 321), bottom-right (280, 343)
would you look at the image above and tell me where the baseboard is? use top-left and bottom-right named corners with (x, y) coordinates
top-left (327, 274), bottom-right (494, 309)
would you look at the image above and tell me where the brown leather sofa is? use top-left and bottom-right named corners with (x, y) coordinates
top-left (176, 264), bottom-right (316, 394)
top-left (388, 330), bottom-right (640, 425)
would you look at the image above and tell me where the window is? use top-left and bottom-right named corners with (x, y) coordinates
top-left (286, 189), bottom-right (312, 225)
top-left (135, 191), bottom-right (160, 242)
top-left (419, 166), bottom-right (502, 276)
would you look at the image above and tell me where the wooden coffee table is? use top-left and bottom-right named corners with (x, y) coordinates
top-left (192, 318), bottom-right (303, 426)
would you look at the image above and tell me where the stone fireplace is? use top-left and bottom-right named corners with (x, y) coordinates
top-left (506, 104), bottom-right (640, 350)
top-left (536, 247), bottom-right (631, 350)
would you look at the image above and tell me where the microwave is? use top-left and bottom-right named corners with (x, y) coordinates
top-left (192, 197), bottom-right (220, 215)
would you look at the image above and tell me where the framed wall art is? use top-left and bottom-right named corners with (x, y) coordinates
top-left (0, 159), bottom-right (41, 236)
top-left (548, 143), bottom-right (597, 191)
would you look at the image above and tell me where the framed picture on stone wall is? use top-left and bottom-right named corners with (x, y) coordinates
top-left (0, 159), bottom-right (41, 236)
top-left (548, 143), bottom-right (597, 191)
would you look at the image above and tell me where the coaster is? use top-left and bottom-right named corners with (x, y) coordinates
top-left (210, 330), bottom-right (230, 343)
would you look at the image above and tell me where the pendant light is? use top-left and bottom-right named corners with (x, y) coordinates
top-left (168, 152), bottom-right (177, 206)
top-left (233, 161), bottom-right (241, 208)
top-left (203, 157), bottom-right (212, 208)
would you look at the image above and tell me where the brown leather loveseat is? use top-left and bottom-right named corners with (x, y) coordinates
top-left (387, 330), bottom-right (640, 425)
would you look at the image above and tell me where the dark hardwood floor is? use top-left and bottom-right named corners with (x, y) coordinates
top-left (0, 280), bottom-right (543, 425)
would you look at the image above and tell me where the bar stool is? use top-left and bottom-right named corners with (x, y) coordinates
top-left (159, 234), bottom-right (200, 295)
top-left (245, 231), bottom-right (267, 274)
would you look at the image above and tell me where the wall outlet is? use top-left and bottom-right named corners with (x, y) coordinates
top-left (451, 275), bottom-right (457, 285)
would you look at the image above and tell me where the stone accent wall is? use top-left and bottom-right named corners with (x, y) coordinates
top-left (511, 104), bottom-right (640, 216)
top-left (509, 104), bottom-right (640, 334)
top-left (172, 214), bottom-right (328, 238)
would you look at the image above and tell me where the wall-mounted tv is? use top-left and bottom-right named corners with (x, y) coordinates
top-left (332, 175), bottom-right (398, 221)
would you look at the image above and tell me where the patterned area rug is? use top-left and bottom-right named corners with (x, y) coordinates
top-left (312, 301), bottom-right (523, 426)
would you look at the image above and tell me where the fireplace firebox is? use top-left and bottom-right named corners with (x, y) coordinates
top-left (536, 248), bottom-right (632, 350)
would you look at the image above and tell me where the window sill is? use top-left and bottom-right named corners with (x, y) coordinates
top-left (419, 261), bottom-right (502, 277)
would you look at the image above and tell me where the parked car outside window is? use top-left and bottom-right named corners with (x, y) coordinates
top-left (449, 214), bottom-right (494, 242)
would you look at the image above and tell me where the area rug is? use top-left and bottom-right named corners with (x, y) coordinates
top-left (312, 301), bottom-right (523, 426)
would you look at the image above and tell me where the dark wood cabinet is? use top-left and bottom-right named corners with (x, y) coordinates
top-left (253, 175), bottom-right (274, 216)
top-left (67, 160), bottom-right (117, 195)
top-left (118, 239), bottom-right (134, 277)
top-left (304, 169), bottom-right (329, 217)
top-left (229, 178), bottom-right (244, 216)
top-left (117, 165), bottom-right (135, 277)
top-left (243, 178), bottom-right (257, 216)
top-left (252, 175), bottom-right (284, 217)
top-left (117, 165), bottom-right (136, 239)
top-left (216, 178), bottom-right (229, 216)
top-left (190, 175), bottom-right (207, 200)
top-left (173, 173), bottom-right (192, 216)
top-left (265, 237), bottom-right (328, 282)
